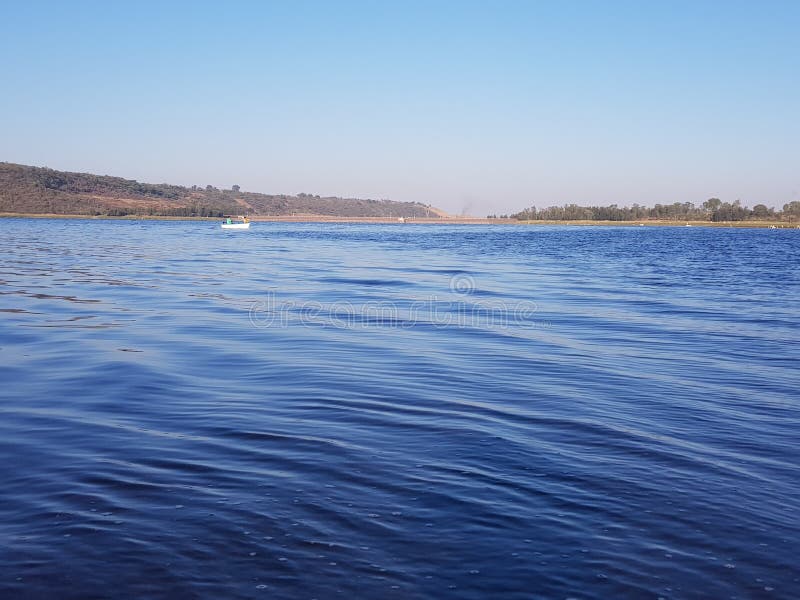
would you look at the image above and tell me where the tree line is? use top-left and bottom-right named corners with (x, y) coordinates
top-left (509, 199), bottom-right (800, 222)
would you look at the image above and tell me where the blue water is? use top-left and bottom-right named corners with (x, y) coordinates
top-left (1, 219), bottom-right (799, 599)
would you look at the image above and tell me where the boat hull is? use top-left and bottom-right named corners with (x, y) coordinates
top-left (221, 222), bottom-right (251, 230)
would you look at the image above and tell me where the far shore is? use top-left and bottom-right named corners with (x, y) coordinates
top-left (1, 212), bottom-right (797, 228)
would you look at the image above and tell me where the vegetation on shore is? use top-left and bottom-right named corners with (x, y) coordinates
top-left (507, 199), bottom-right (800, 223)
top-left (0, 162), bottom-right (438, 219)
top-left (2, 162), bottom-right (796, 225)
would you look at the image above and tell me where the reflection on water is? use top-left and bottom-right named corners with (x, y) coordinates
top-left (1, 219), bottom-right (799, 599)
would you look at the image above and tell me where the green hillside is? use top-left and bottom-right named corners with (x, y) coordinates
top-left (0, 162), bottom-right (439, 218)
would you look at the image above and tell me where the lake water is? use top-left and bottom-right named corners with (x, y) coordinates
top-left (1, 219), bottom-right (798, 599)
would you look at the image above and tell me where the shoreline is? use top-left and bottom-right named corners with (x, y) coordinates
top-left (1, 212), bottom-right (797, 228)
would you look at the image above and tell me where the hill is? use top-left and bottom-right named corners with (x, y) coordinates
top-left (0, 162), bottom-right (441, 218)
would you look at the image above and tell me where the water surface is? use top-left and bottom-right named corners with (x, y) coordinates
top-left (1, 219), bottom-right (799, 598)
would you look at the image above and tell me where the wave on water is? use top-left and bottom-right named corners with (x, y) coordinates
top-left (1, 220), bottom-right (799, 598)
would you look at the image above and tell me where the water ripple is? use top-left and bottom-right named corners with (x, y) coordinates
top-left (1, 220), bottom-right (799, 599)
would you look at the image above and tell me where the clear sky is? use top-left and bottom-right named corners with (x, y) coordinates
top-left (2, 1), bottom-right (798, 215)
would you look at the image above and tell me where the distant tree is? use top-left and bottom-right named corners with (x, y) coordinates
top-left (232, 184), bottom-right (240, 192)
top-left (783, 201), bottom-right (800, 217)
top-left (703, 198), bottom-right (722, 212)
top-left (751, 204), bottom-right (772, 219)
top-left (206, 185), bottom-right (214, 192)
top-left (711, 199), bottom-right (749, 222)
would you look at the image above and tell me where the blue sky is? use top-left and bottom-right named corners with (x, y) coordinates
top-left (2, 1), bottom-right (798, 215)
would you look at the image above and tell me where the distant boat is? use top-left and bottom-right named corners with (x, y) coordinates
top-left (221, 216), bottom-right (251, 230)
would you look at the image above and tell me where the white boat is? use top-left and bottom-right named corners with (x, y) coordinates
top-left (221, 216), bottom-right (251, 230)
